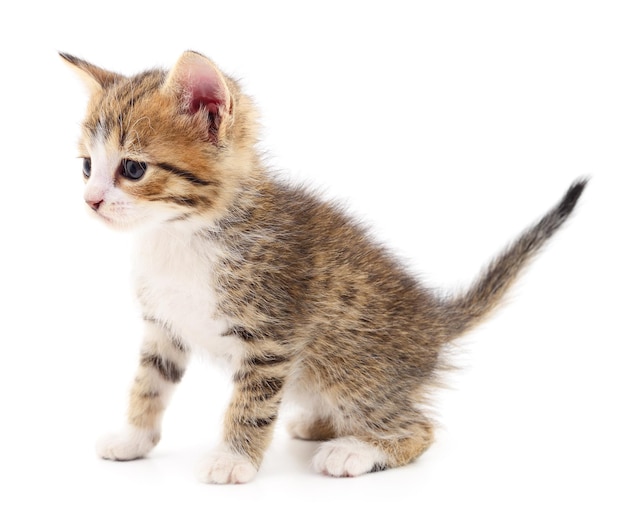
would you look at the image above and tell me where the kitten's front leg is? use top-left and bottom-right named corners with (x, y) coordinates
top-left (96, 318), bottom-right (188, 461)
top-left (197, 345), bottom-right (290, 484)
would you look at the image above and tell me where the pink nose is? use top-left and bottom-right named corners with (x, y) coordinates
top-left (87, 199), bottom-right (103, 211)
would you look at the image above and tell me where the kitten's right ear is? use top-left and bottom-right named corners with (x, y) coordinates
top-left (59, 52), bottom-right (122, 94)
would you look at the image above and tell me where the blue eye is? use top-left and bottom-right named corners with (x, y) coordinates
top-left (121, 159), bottom-right (147, 180)
top-left (83, 158), bottom-right (91, 178)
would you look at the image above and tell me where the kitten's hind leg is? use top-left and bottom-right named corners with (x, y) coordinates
top-left (287, 414), bottom-right (336, 441)
top-left (313, 423), bottom-right (434, 477)
top-left (96, 318), bottom-right (189, 461)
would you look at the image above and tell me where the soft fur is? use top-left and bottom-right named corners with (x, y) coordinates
top-left (61, 51), bottom-right (586, 483)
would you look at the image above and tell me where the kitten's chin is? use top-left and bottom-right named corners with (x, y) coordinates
top-left (90, 210), bottom-right (145, 232)
top-left (98, 218), bottom-right (136, 232)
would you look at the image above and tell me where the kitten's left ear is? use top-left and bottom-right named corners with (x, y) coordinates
top-left (59, 52), bottom-right (122, 94)
top-left (163, 51), bottom-right (232, 143)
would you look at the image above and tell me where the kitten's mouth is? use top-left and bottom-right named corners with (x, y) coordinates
top-left (90, 209), bottom-right (115, 225)
top-left (92, 206), bottom-right (146, 231)
top-left (92, 209), bottom-right (125, 229)
top-left (88, 203), bottom-right (127, 227)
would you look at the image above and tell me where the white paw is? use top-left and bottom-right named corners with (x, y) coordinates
top-left (196, 447), bottom-right (257, 484)
top-left (313, 437), bottom-right (387, 477)
top-left (96, 427), bottom-right (159, 461)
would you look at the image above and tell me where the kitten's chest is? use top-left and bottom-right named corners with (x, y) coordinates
top-left (133, 229), bottom-right (231, 354)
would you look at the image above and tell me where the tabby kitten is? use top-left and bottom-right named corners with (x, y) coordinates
top-left (61, 51), bottom-right (586, 484)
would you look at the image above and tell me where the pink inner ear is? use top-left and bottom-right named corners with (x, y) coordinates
top-left (185, 69), bottom-right (226, 115)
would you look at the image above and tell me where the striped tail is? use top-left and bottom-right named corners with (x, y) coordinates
top-left (443, 178), bottom-right (588, 340)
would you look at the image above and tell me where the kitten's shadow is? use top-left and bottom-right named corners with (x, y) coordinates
top-left (263, 436), bottom-right (319, 477)
top-left (102, 434), bottom-right (321, 479)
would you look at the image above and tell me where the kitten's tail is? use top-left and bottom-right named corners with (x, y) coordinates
top-left (442, 178), bottom-right (588, 340)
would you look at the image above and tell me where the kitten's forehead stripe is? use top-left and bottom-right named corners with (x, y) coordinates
top-left (93, 115), bottom-right (112, 141)
top-left (118, 113), bottom-right (127, 147)
top-left (85, 70), bottom-right (165, 147)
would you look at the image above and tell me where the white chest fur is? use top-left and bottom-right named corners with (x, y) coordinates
top-left (132, 226), bottom-right (241, 364)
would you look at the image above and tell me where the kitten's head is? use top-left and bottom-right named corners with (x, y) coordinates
top-left (61, 51), bottom-right (259, 230)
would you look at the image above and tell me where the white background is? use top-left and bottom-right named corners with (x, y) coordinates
top-left (1, 1), bottom-right (624, 529)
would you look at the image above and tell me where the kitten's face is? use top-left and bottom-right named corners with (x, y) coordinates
top-left (77, 71), bottom-right (214, 230)
top-left (63, 52), bottom-right (257, 231)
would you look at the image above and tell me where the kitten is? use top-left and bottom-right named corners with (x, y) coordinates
top-left (60, 51), bottom-right (586, 484)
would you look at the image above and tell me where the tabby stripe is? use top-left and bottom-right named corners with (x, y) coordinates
top-left (115, 72), bottom-right (161, 114)
top-left (155, 162), bottom-right (215, 186)
top-left (247, 353), bottom-right (290, 368)
top-left (225, 326), bottom-right (256, 342)
top-left (119, 72), bottom-right (160, 107)
top-left (118, 113), bottom-right (127, 146)
top-left (238, 376), bottom-right (285, 401)
top-left (90, 76), bottom-right (160, 143)
top-left (141, 353), bottom-right (184, 383)
top-left (139, 390), bottom-right (161, 399)
top-left (148, 196), bottom-right (199, 207)
top-left (90, 115), bottom-right (112, 140)
top-left (243, 415), bottom-right (277, 428)
top-left (169, 334), bottom-right (188, 353)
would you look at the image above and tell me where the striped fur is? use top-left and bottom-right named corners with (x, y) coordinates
top-left (61, 52), bottom-right (587, 483)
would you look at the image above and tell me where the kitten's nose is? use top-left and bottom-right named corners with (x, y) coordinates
top-left (87, 199), bottom-right (103, 211)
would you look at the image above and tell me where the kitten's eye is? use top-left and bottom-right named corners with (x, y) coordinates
top-left (120, 159), bottom-right (147, 180)
top-left (82, 158), bottom-right (91, 178)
